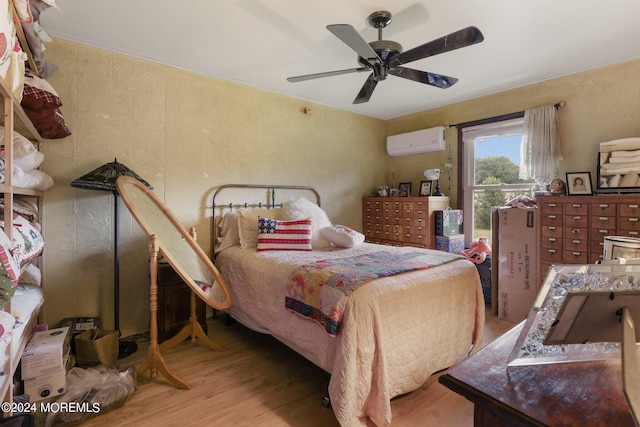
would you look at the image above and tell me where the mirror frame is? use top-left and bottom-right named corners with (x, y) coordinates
top-left (115, 176), bottom-right (232, 310)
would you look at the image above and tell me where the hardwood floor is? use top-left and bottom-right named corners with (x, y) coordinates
top-left (73, 308), bottom-right (514, 427)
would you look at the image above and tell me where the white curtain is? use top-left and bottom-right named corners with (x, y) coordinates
top-left (519, 104), bottom-right (562, 186)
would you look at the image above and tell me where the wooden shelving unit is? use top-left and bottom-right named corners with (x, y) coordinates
top-left (0, 0), bottom-right (46, 411)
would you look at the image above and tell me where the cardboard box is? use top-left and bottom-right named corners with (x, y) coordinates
top-left (75, 329), bottom-right (119, 367)
top-left (58, 317), bottom-right (100, 353)
top-left (436, 234), bottom-right (465, 254)
top-left (435, 209), bottom-right (463, 236)
top-left (22, 327), bottom-right (70, 379)
top-left (23, 369), bottom-right (66, 401)
top-left (497, 207), bottom-right (538, 322)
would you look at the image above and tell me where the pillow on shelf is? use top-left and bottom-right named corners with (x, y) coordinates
top-left (1, 213), bottom-right (45, 267)
top-left (257, 217), bottom-right (312, 252)
top-left (0, 228), bottom-right (21, 288)
top-left (19, 263), bottom-right (41, 286)
top-left (21, 73), bottom-right (71, 139)
top-left (320, 225), bottom-right (365, 248)
top-left (282, 198), bottom-right (331, 249)
top-left (0, 159), bottom-right (54, 190)
top-left (237, 207), bottom-right (283, 248)
top-left (0, 125), bottom-right (45, 171)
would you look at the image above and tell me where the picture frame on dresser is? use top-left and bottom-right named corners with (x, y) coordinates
top-left (419, 180), bottom-right (432, 196)
top-left (399, 182), bottom-right (412, 197)
top-left (566, 172), bottom-right (593, 195)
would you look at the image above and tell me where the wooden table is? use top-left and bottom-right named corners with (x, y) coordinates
top-left (439, 323), bottom-right (635, 427)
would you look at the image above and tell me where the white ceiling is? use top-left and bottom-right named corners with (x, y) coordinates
top-left (40, 0), bottom-right (640, 120)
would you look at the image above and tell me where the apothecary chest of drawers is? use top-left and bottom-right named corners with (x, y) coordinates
top-left (537, 194), bottom-right (640, 286)
top-left (362, 196), bottom-right (450, 249)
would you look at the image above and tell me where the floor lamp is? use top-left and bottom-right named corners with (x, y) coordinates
top-left (71, 158), bottom-right (153, 358)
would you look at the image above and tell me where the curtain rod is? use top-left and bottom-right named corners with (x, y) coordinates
top-left (448, 101), bottom-right (567, 128)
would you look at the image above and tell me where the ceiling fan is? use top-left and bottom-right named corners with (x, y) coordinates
top-left (287, 11), bottom-right (484, 104)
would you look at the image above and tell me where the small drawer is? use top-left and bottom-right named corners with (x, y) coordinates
top-left (617, 229), bottom-right (640, 237)
top-left (564, 215), bottom-right (588, 228)
top-left (540, 247), bottom-right (563, 263)
top-left (564, 238), bottom-right (586, 251)
top-left (618, 217), bottom-right (640, 231)
top-left (541, 236), bottom-right (562, 250)
top-left (619, 203), bottom-right (640, 217)
top-left (567, 227), bottom-right (588, 239)
top-left (541, 225), bottom-right (563, 238)
top-left (591, 202), bottom-right (616, 216)
top-left (590, 215), bottom-right (616, 228)
top-left (541, 214), bottom-right (563, 226)
top-left (402, 201), bottom-right (414, 209)
top-left (564, 250), bottom-right (588, 263)
top-left (413, 209), bottom-right (427, 218)
top-left (540, 202), bottom-right (563, 216)
top-left (564, 203), bottom-right (588, 215)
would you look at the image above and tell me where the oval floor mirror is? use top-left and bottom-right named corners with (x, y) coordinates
top-left (116, 175), bottom-right (232, 389)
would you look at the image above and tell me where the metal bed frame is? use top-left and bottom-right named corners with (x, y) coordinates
top-left (211, 184), bottom-right (321, 259)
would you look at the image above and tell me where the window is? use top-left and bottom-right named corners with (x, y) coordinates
top-left (459, 115), bottom-right (535, 246)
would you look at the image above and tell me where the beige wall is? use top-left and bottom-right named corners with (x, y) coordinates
top-left (385, 58), bottom-right (640, 208)
top-left (41, 39), bottom-right (386, 336)
top-left (37, 38), bottom-right (640, 336)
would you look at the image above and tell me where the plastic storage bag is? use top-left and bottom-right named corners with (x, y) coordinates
top-left (44, 365), bottom-right (136, 426)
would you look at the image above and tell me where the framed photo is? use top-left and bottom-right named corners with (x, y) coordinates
top-left (419, 180), bottom-right (432, 196)
top-left (390, 188), bottom-right (399, 197)
top-left (566, 172), bottom-right (593, 195)
top-left (597, 146), bottom-right (640, 193)
top-left (508, 263), bottom-right (640, 367)
top-left (399, 182), bottom-right (412, 197)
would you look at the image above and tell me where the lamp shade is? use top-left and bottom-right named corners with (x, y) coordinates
top-left (424, 168), bottom-right (441, 181)
top-left (71, 158), bottom-right (153, 192)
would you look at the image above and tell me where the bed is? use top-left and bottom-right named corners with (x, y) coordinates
top-left (212, 184), bottom-right (485, 427)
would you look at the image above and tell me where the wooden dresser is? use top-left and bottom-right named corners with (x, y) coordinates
top-left (362, 196), bottom-right (450, 249)
top-left (537, 194), bottom-right (640, 286)
top-left (156, 262), bottom-right (207, 342)
top-left (439, 323), bottom-right (635, 426)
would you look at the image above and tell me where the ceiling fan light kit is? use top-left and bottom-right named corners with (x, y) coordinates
top-left (287, 11), bottom-right (484, 104)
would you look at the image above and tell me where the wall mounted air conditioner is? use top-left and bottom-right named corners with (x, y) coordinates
top-left (386, 126), bottom-right (447, 156)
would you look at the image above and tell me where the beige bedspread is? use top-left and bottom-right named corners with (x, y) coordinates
top-left (216, 243), bottom-right (484, 426)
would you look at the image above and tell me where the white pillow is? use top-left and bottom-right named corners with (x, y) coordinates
top-left (237, 207), bottom-right (283, 248)
top-left (282, 198), bottom-right (332, 249)
top-left (13, 167), bottom-right (54, 191)
top-left (0, 126), bottom-right (45, 171)
top-left (215, 212), bottom-right (240, 253)
top-left (20, 264), bottom-right (42, 286)
top-left (320, 225), bottom-right (365, 248)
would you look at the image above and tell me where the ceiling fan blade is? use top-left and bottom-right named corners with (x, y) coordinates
top-left (353, 74), bottom-right (378, 104)
top-left (388, 26), bottom-right (484, 67)
top-left (287, 67), bottom-right (369, 82)
top-left (327, 24), bottom-right (382, 65)
top-left (389, 67), bottom-right (459, 88)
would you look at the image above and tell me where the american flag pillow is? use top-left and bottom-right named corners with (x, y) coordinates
top-left (257, 217), bottom-right (312, 251)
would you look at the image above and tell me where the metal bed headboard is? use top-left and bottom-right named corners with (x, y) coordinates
top-left (211, 184), bottom-right (321, 260)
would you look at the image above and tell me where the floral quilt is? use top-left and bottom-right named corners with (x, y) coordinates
top-left (284, 249), bottom-right (463, 335)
